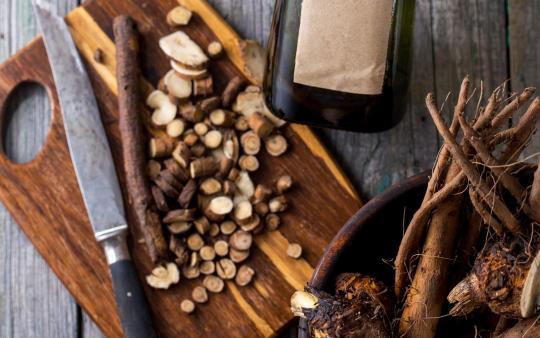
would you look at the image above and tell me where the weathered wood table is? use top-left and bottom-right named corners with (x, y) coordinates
top-left (0, 0), bottom-right (538, 336)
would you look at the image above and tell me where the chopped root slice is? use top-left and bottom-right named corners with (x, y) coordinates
top-left (194, 216), bottom-right (210, 235)
top-left (240, 131), bottom-right (261, 155)
top-left (240, 214), bottom-right (260, 232)
top-left (179, 103), bottom-right (205, 123)
top-left (159, 31), bottom-right (208, 70)
top-left (146, 90), bottom-right (169, 109)
top-left (223, 131), bottom-right (240, 163)
top-left (163, 209), bottom-right (197, 223)
top-left (269, 195), bottom-right (288, 213)
top-left (248, 112), bottom-right (274, 138)
top-left (199, 96), bottom-right (222, 113)
top-left (203, 275), bottom-right (225, 293)
top-left (172, 142), bottom-right (191, 168)
top-left (151, 105), bottom-right (177, 126)
top-left (151, 185), bottom-right (168, 212)
top-left (158, 169), bottom-right (183, 191)
top-left (189, 251), bottom-right (200, 267)
top-left (182, 265), bottom-right (200, 279)
top-left (206, 196), bottom-right (234, 220)
top-left (207, 41), bottom-right (223, 58)
top-left (200, 261), bottom-right (215, 275)
top-left (166, 119), bottom-right (185, 138)
top-left (290, 291), bottom-right (318, 318)
top-left (190, 157), bottom-right (219, 178)
top-left (146, 160), bottom-right (162, 180)
top-left (265, 134), bottom-right (288, 157)
top-left (265, 213), bottom-right (281, 231)
top-left (187, 233), bottom-right (204, 251)
top-left (164, 69), bottom-right (192, 100)
top-left (209, 223), bottom-right (220, 237)
top-left (177, 179), bottom-right (197, 208)
top-left (166, 6), bottom-right (192, 26)
top-left (239, 155), bottom-right (259, 172)
top-left (199, 246), bottom-right (216, 261)
top-left (164, 159), bottom-right (189, 182)
top-left (203, 130), bottom-right (223, 149)
top-left (192, 286), bottom-right (208, 304)
top-left (216, 258), bottom-right (237, 280)
top-left (253, 184), bottom-right (272, 204)
top-left (234, 200), bottom-right (253, 222)
top-left (149, 137), bottom-right (175, 158)
top-left (239, 40), bottom-right (266, 87)
top-left (194, 122), bottom-right (209, 136)
top-left (190, 143), bottom-right (206, 158)
top-left (232, 88), bottom-right (286, 127)
top-left (209, 109), bottom-right (235, 127)
top-left (182, 130), bottom-right (199, 147)
top-left (214, 240), bottom-right (229, 257)
top-left (168, 221), bottom-right (192, 235)
top-left (235, 116), bottom-right (249, 132)
top-left (230, 230), bottom-right (253, 251)
top-left (200, 177), bottom-right (222, 195)
top-left (254, 202), bottom-right (269, 217)
top-left (235, 171), bottom-right (255, 198)
top-left (287, 243), bottom-right (302, 259)
top-left (146, 262), bottom-right (180, 289)
top-left (180, 299), bottom-right (195, 314)
top-left (235, 265), bottom-right (255, 286)
top-left (223, 180), bottom-right (236, 196)
top-left (193, 77), bottom-right (214, 97)
top-left (220, 221), bottom-right (237, 235)
top-left (275, 175), bottom-right (293, 194)
top-left (222, 76), bottom-right (246, 108)
top-left (230, 248), bottom-right (250, 263)
top-left (170, 60), bottom-right (208, 80)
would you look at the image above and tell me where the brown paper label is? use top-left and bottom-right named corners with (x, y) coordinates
top-left (294, 0), bottom-right (394, 95)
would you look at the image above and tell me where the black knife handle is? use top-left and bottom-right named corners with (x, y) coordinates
top-left (109, 259), bottom-right (157, 338)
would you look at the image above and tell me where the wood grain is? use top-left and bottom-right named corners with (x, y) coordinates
top-left (0, 0), bottom-right (361, 337)
top-left (0, 1), bottom-right (79, 338)
top-left (0, 0), bottom-right (538, 336)
top-left (509, 0), bottom-right (540, 159)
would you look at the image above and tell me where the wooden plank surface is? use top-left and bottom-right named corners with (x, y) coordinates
top-left (509, 0), bottom-right (540, 158)
top-left (0, 1), bottom-right (80, 338)
top-left (0, 0), bottom-right (539, 337)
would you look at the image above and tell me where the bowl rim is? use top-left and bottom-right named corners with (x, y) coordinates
top-left (297, 171), bottom-right (429, 337)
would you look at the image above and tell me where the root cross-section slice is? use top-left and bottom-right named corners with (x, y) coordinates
top-left (146, 262), bottom-right (180, 289)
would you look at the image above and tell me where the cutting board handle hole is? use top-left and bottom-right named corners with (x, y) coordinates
top-left (1, 81), bottom-right (52, 164)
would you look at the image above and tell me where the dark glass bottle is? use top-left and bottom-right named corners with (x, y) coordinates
top-left (264, 0), bottom-right (415, 132)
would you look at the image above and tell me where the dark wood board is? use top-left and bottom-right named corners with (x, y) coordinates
top-left (0, 0), bottom-right (362, 337)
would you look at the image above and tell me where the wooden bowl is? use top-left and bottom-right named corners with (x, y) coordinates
top-left (297, 172), bottom-right (430, 337)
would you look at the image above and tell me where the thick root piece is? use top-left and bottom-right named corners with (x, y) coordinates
top-left (292, 287), bottom-right (391, 338)
top-left (448, 236), bottom-right (538, 318)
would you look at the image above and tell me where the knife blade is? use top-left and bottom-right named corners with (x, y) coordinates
top-left (33, 2), bottom-right (157, 337)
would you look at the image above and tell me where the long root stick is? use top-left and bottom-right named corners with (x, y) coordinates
top-left (500, 97), bottom-right (540, 164)
top-left (468, 189), bottom-right (503, 234)
top-left (398, 195), bottom-right (463, 338)
top-left (426, 93), bottom-right (521, 234)
top-left (395, 77), bottom-right (470, 298)
top-left (114, 16), bottom-right (168, 263)
top-left (459, 115), bottom-right (530, 216)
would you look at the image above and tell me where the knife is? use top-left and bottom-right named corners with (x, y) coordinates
top-left (33, 2), bottom-right (157, 337)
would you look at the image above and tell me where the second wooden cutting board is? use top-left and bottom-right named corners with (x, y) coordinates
top-left (0, 0), bottom-right (362, 336)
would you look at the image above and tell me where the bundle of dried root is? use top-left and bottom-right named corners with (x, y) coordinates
top-left (395, 76), bottom-right (540, 338)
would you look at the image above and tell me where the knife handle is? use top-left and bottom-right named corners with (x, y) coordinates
top-left (102, 233), bottom-right (157, 338)
top-left (109, 259), bottom-right (157, 338)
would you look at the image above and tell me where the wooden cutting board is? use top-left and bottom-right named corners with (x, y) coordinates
top-left (0, 0), bottom-right (362, 337)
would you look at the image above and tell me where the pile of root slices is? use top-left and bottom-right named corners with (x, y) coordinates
top-left (141, 5), bottom-right (303, 314)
